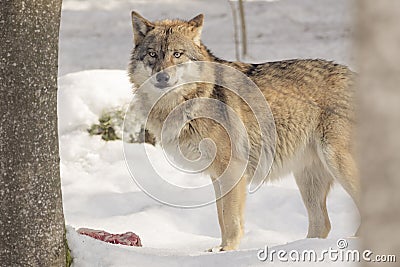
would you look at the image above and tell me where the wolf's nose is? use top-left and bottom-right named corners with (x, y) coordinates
top-left (156, 72), bottom-right (170, 83)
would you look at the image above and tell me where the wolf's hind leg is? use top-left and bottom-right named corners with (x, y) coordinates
top-left (294, 162), bottom-right (333, 238)
top-left (319, 142), bottom-right (361, 235)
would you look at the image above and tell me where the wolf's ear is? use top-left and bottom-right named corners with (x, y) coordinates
top-left (131, 11), bottom-right (154, 45)
top-left (188, 14), bottom-right (204, 46)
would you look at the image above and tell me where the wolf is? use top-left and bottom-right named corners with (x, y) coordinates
top-left (127, 11), bottom-right (360, 251)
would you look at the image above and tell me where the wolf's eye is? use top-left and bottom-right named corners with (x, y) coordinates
top-left (148, 51), bottom-right (157, 58)
top-left (173, 52), bottom-right (182, 58)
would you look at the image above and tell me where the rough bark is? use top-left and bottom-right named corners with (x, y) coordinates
top-left (0, 0), bottom-right (66, 266)
top-left (357, 0), bottom-right (400, 266)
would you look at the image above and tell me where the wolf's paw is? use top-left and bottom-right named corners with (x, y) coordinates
top-left (206, 246), bottom-right (223, 252)
top-left (206, 245), bottom-right (236, 252)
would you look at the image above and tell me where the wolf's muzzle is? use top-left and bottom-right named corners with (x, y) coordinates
top-left (156, 71), bottom-right (170, 83)
top-left (154, 72), bottom-right (170, 88)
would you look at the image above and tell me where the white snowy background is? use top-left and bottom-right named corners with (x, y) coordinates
top-left (58, 0), bottom-right (360, 266)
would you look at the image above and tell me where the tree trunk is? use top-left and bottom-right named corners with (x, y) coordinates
top-left (0, 0), bottom-right (67, 266)
top-left (357, 1), bottom-right (400, 266)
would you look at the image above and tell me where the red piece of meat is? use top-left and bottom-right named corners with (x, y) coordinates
top-left (77, 228), bottom-right (142, 247)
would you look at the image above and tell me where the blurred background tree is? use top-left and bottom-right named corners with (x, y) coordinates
top-left (229, 0), bottom-right (248, 60)
top-left (358, 1), bottom-right (400, 265)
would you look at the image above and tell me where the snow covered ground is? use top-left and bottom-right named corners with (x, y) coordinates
top-left (59, 0), bottom-right (359, 266)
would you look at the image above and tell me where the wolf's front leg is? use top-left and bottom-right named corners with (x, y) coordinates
top-left (209, 175), bottom-right (247, 252)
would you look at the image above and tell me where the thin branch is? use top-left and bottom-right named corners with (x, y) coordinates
top-left (229, 0), bottom-right (241, 61)
top-left (238, 0), bottom-right (248, 58)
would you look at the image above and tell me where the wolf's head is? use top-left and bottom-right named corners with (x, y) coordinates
top-left (128, 11), bottom-right (209, 89)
